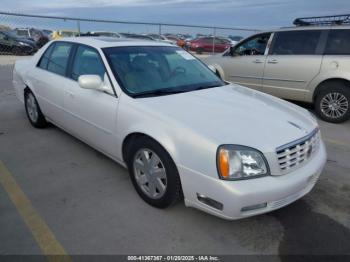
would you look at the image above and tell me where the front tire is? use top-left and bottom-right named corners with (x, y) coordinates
top-left (315, 81), bottom-right (350, 123)
top-left (24, 90), bottom-right (48, 128)
top-left (126, 137), bottom-right (182, 208)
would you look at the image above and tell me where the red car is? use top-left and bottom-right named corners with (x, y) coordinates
top-left (189, 37), bottom-right (231, 54)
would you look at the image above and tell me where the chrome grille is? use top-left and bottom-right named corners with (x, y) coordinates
top-left (276, 128), bottom-right (320, 173)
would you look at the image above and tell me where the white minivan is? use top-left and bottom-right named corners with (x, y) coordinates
top-left (204, 23), bottom-right (350, 123)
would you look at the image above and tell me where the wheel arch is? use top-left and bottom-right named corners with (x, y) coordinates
top-left (313, 78), bottom-right (350, 102)
top-left (121, 132), bottom-right (177, 167)
top-left (24, 86), bottom-right (32, 96)
top-left (121, 131), bottom-right (183, 194)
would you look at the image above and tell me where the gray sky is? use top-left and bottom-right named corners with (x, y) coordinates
top-left (1, 0), bottom-right (350, 35)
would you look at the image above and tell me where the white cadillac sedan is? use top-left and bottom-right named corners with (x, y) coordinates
top-left (13, 37), bottom-right (327, 220)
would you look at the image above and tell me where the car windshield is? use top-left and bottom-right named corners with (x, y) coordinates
top-left (16, 30), bottom-right (29, 37)
top-left (103, 46), bottom-right (225, 97)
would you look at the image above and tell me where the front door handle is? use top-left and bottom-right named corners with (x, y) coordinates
top-left (253, 59), bottom-right (263, 64)
top-left (268, 59), bottom-right (278, 64)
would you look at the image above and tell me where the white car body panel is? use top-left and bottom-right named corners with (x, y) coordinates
top-left (13, 37), bottom-right (327, 220)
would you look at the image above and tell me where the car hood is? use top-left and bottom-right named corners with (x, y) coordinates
top-left (138, 84), bottom-right (318, 152)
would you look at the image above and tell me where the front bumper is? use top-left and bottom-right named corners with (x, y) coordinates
top-left (179, 141), bottom-right (327, 220)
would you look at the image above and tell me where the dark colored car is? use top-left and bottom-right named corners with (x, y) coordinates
top-left (189, 37), bottom-right (231, 54)
top-left (0, 31), bottom-right (37, 55)
top-left (12, 28), bottom-right (49, 48)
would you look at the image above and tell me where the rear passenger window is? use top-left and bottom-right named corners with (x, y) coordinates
top-left (71, 45), bottom-right (106, 81)
top-left (47, 42), bottom-right (73, 76)
top-left (271, 30), bottom-right (321, 55)
top-left (325, 30), bottom-right (350, 55)
top-left (38, 43), bottom-right (55, 69)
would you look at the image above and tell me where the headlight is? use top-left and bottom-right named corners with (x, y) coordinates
top-left (217, 145), bottom-right (269, 180)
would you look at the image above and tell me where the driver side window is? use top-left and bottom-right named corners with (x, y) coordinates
top-left (233, 33), bottom-right (271, 56)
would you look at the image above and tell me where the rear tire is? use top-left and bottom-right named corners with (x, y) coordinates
top-left (315, 81), bottom-right (350, 123)
top-left (126, 136), bottom-right (182, 208)
top-left (24, 90), bottom-right (48, 128)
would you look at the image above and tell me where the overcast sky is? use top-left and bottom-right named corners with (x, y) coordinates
top-left (1, 0), bottom-right (350, 34)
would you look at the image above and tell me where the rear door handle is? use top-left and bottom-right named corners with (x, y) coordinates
top-left (253, 59), bottom-right (263, 64)
top-left (268, 59), bottom-right (278, 64)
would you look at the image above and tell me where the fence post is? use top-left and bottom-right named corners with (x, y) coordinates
top-left (77, 20), bottom-right (81, 36)
top-left (158, 24), bottom-right (162, 35)
top-left (212, 27), bottom-right (216, 54)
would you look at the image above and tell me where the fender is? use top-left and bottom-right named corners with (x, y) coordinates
top-left (307, 72), bottom-right (350, 102)
top-left (119, 124), bottom-right (179, 164)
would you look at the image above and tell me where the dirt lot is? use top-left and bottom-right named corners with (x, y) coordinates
top-left (0, 62), bottom-right (349, 259)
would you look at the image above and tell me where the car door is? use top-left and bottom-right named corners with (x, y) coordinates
top-left (63, 44), bottom-right (119, 156)
top-left (203, 38), bottom-right (214, 52)
top-left (31, 41), bottom-right (73, 124)
top-left (262, 30), bottom-right (325, 101)
top-left (218, 33), bottom-right (271, 91)
top-left (214, 38), bottom-right (230, 53)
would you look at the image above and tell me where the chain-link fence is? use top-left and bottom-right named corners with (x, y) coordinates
top-left (0, 11), bottom-right (260, 57)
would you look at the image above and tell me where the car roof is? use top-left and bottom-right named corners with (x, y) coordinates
top-left (263, 25), bottom-right (350, 34)
top-left (55, 37), bottom-right (174, 48)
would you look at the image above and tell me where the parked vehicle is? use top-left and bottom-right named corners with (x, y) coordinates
top-left (42, 29), bottom-right (53, 40)
top-left (203, 17), bottom-right (350, 123)
top-left (52, 30), bottom-right (79, 40)
top-left (13, 38), bottom-right (326, 220)
top-left (147, 34), bottom-right (174, 45)
top-left (12, 28), bottom-right (49, 48)
top-left (175, 34), bottom-right (193, 48)
top-left (163, 34), bottom-right (179, 45)
top-left (177, 38), bottom-right (187, 48)
top-left (87, 31), bottom-right (121, 38)
top-left (0, 31), bottom-right (37, 55)
top-left (228, 35), bottom-right (243, 45)
top-left (119, 33), bottom-right (154, 41)
top-left (189, 37), bottom-right (231, 54)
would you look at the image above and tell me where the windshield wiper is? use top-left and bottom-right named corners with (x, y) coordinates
top-left (191, 84), bottom-right (220, 91)
top-left (132, 89), bottom-right (187, 98)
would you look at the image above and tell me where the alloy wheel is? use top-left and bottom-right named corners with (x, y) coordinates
top-left (320, 92), bottom-right (349, 119)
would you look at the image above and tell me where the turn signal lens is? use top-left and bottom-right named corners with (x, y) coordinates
top-left (218, 149), bottom-right (230, 179)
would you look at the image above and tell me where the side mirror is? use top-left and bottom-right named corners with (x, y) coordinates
top-left (78, 75), bottom-right (103, 91)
